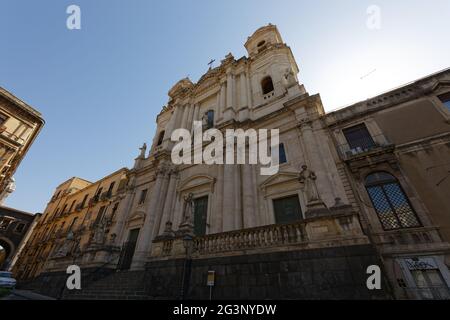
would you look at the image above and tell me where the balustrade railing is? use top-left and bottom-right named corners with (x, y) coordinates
top-left (193, 222), bottom-right (307, 255)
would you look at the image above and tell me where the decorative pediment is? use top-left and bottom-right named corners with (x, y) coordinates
top-left (178, 174), bottom-right (216, 193)
top-left (126, 211), bottom-right (146, 225)
top-left (259, 171), bottom-right (301, 197)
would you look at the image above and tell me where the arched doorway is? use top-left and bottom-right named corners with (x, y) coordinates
top-left (0, 238), bottom-right (13, 270)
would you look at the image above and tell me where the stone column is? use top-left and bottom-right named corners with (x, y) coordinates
top-left (131, 165), bottom-right (167, 269)
top-left (240, 72), bottom-right (248, 108)
top-left (180, 105), bottom-right (190, 129)
top-left (227, 73), bottom-right (233, 109)
top-left (186, 104), bottom-right (195, 131)
top-left (222, 164), bottom-right (235, 231)
top-left (156, 169), bottom-right (179, 235)
top-left (214, 91), bottom-right (221, 124)
top-left (219, 82), bottom-right (226, 119)
top-left (151, 171), bottom-right (170, 236)
top-left (212, 165), bottom-right (224, 233)
top-left (242, 164), bottom-right (256, 228)
top-left (223, 73), bottom-right (235, 121)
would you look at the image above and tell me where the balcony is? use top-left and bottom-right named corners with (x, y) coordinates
top-left (100, 190), bottom-right (112, 201)
top-left (151, 211), bottom-right (368, 259)
top-left (338, 134), bottom-right (394, 160)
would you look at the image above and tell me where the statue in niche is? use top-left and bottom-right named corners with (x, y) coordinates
top-left (298, 165), bottom-right (320, 203)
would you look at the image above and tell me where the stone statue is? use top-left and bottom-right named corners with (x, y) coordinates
top-left (182, 193), bottom-right (194, 225)
top-left (298, 165), bottom-right (320, 203)
top-left (139, 143), bottom-right (147, 158)
top-left (179, 193), bottom-right (195, 234)
top-left (283, 67), bottom-right (297, 88)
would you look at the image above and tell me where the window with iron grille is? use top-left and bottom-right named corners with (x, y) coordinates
top-left (365, 172), bottom-right (421, 230)
top-left (343, 123), bottom-right (376, 151)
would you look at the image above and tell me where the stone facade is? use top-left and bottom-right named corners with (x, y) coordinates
top-left (0, 206), bottom-right (39, 270)
top-left (0, 87), bottom-right (44, 204)
top-left (13, 25), bottom-right (450, 300)
top-left (13, 169), bottom-right (129, 279)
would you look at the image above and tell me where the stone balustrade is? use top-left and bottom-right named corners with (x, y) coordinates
top-left (150, 212), bottom-right (368, 259)
top-left (193, 222), bottom-right (307, 255)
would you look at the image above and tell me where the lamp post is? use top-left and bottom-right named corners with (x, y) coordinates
top-left (180, 234), bottom-right (193, 300)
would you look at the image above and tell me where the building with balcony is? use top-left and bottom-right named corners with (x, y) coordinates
top-left (12, 168), bottom-right (129, 281)
top-left (0, 87), bottom-right (44, 204)
top-left (325, 68), bottom-right (450, 299)
top-left (13, 25), bottom-right (450, 300)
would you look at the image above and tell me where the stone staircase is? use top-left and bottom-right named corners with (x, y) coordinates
top-left (64, 270), bottom-right (149, 300)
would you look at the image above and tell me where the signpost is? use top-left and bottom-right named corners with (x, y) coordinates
top-left (207, 270), bottom-right (215, 300)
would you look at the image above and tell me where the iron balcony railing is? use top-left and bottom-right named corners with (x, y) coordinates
top-left (337, 134), bottom-right (393, 160)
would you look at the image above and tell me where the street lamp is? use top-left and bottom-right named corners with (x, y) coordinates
top-left (180, 234), bottom-right (193, 300)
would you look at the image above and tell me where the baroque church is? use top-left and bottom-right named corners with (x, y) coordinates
top-left (13, 24), bottom-right (450, 300)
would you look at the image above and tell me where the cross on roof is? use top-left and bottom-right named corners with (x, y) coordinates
top-left (207, 59), bottom-right (215, 70)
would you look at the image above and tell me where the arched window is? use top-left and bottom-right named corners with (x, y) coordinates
top-left (365, 172), bottom-right (421, 230)
top-left (257, 40), bottom-right (267, 52)
top-left (157, 130), bottom-right (165, 146)
top-left (261, 76), bottom-right (274, 95)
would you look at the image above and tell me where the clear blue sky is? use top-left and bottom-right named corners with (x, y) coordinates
top-left (1, 0), bottom-right (449, 213)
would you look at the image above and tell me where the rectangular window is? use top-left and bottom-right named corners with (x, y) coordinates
top-left (15, 223), bottom-right (26, 233)
top-left (0, 113), bottom-right (7, 126)
top-left (194, 196), bottom-right (208, 236)
top-left (69, 217), bottom-right (78, 232)
top-left (343, 123), bottom-right (376, 151)
top-left (95, 187), bottom-right (103, 198)
top-left (110, 202), bottom-right (119, 219)
top-left (138, 189), bottom-right (148, 204)
top-left (107, 182), bottom-right (115, 195)
top-left (0, 218), bottom-right (11, 231)
top-left (438, 92), bottom-right (450, 111)
top-left (273, 195), bottom-right (303, 224)
top-left (68, 200), bottom-right (76, 213)
top-left (279, 143), bottom-right (287, 164)
top-left (94, 206), bottom-right (106, 226)
top-left (207, 110), bottom-right (214, 129)
top-left (81, 194), bottom-right (88, 207)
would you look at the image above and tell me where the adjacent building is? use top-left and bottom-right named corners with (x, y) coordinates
top-left (0, 87), bottom-right (45, 204)
top-left (13, 25), bottom-right (450, 300)
top-left (0, 206), bottom-right (40, 270)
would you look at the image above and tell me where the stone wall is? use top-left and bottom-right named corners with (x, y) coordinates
top-left (19, 244), bottom-right (390, 300)
top-left (147, 244), bottom-right (390, 300)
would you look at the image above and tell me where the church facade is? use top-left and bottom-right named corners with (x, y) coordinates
top-left (13, 25), bottom-right (450, 300)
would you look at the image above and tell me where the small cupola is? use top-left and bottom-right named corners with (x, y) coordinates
top-left (244, 24), bottom-right (284, 57)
